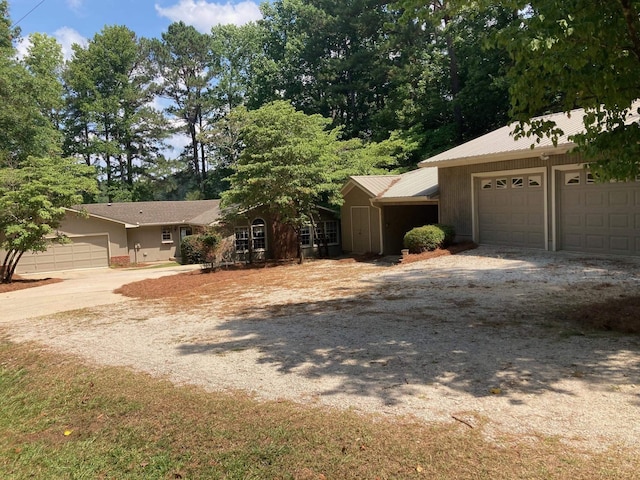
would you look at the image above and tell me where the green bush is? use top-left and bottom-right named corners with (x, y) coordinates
top-left (403, 224), bottom-right (454, 253)
top-left (180, 230), bottom-right (222, 266)
top-left (434, 224), bottom-right (456, 246)
top-left (180, 235), bottom-right (204, 264)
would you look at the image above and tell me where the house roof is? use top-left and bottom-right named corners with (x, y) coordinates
top-left (418, 104), bottom-right (640, 168)
top-left (381, 166), bottom-right (438, 199)
top-left (343, 167), bottom-right (439, 202)
top-left (72, 200), bottom-right (222, 227)
top-left (418, 110), bottom-right (582, 168)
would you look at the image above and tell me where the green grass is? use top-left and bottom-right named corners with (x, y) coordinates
top-left (0, 339), bottom-right (637, 479)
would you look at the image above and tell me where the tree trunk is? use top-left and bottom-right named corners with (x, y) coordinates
top-left (1, 249), bottom-right (24, 284)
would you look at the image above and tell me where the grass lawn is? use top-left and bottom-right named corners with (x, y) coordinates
top-left (1, 340), bottom-right (636, 479)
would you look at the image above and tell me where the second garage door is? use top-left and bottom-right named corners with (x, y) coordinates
top-left (476, 172), bottom-right (546, 249)
top-left (558, 169), bottom-right (640, 256)
top-left (17, 235), bottom-right (109, 274)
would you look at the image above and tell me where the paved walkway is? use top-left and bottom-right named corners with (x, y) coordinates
top-left (1, 264), bottom-right (200, 323)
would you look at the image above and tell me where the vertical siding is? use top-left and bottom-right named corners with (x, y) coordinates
top-left (439, 153), bottom-right (584, 241)
top-left (341, 186), bottom-right (376, 253)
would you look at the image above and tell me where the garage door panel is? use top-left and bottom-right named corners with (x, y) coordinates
top-left (610, 214), bottom-right (629, 228)
top-left (610, 237), bottom-right (630, 251)
top-left (585, 214), bottom-right (605, 227)
top-left (558, 170), bottom-right (640, 256)
top-left (16, 236), bottom-right (109, 274)
top-left (609, 191), bottom-right (629, 205)
top-left (585, 191), bottom-right (604, 206)
top-left (477, 173), bottom-right (545, 249)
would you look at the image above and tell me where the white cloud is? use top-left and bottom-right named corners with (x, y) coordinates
top-left (155, 0), bottom-right (262, 32)
top-left (15, 37), bottom-right (31, 60)
top-left (66, 0), bottom-right (84, 12)
top-left (54, 27), bottom-right (88, 60)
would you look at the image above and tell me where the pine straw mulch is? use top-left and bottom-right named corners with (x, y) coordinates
top-left (114, 242), bottom-right (479, 302)
top-left (0, 275), bottom-right (62, 293)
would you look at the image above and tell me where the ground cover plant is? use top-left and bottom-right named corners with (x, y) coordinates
top-left (1, 339), bottom-right (637, 480)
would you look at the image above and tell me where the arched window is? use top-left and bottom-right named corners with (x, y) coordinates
top-left (251, 218), bottom-right (266, 251)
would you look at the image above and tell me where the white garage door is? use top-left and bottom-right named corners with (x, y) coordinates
top-left (558, 169), bottom-right (640, 256)
top-left (17, 235), bottom-right (109, 274)
top-left (476, 173), bottom-right (546, 249)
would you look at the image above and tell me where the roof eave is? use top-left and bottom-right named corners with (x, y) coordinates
top-left (372, 196), bottom-right (438, 205)
top-left (418, 143), bottom-right (574, 168)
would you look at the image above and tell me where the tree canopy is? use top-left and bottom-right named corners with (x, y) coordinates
top-left (497, 0), bottom-right (640, 180)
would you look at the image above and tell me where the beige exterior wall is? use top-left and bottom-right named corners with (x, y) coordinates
top-left (59, 211), bottom-right (129, 260)
top-left (439, 153), bottom-right (584, 242)
top-left (341, 185), bottom-right (382, 254)
top-left (126, 225), bottom-right (184, 263)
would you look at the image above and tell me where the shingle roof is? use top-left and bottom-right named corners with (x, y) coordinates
top-left (72, 200), bottom-right (221, 227)
top-left (347, 175), bottom-right (401, 197)
top-left (344, 167), bottom-right (438, 201)
top-left (418, 104), bottom-right (640, 168)
top-left (381, 167), bottom-right (438, 199)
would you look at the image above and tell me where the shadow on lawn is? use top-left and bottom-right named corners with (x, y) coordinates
top-left (177, 247), bottom-right (640, 407)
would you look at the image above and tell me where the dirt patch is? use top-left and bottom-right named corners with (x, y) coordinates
top-left (0, 276), bottom-right (62, 293)
top-left (568, 295), bottom-right (640, 333)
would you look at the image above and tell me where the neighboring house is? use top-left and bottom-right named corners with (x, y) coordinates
top-left (341, 167), bottom-right (439, 255)
top-left (418, 106), bottom-right (640, 257)
top-left (11, 200), bottom-right (341, 274)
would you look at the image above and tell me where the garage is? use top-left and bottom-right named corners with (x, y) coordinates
top-left (17, 235), bottom-right (109, 274)
top-left (475, 171), bottom-right (546, 249)
top-left (557, 169), bottom-right (640, 256)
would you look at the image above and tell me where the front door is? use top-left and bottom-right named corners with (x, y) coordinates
top-left (351, 206), bottom-right (371, 253)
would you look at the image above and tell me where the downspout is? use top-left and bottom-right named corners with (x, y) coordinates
top-left (370, 200), bottom-right (384, 255)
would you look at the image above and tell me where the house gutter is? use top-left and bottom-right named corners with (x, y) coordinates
top-left (418, 144), bottom-right (574, 168)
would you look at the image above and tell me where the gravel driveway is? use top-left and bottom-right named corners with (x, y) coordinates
top-left (3, 246), bottom-right (640, 452)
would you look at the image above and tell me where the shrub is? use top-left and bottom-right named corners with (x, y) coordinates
top-left (403, 224), bottom-right (455, 253)
top-left (180, 230), bottom-right (222, 266)
top-left (180, 235), bottom-right (204, 264)
top-left (434, 224), bottom-right (456, 246)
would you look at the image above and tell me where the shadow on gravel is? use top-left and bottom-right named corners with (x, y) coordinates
top-left (177, 247), bottom-right (640, 407)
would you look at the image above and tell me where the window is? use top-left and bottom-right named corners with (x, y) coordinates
top-left (235, 227), bottom-right (249, 253)
top-left (234, 218), bottom-right (267, 253)
top-left (496, 178), bottom-right (507, 189)
top-left (314, 220), bottom-right (339, 246)
top-left (300, 226), bottom-right (312, 247)
top-left (180, 226), bottom-right (192, 240)
top-left (511, 177), bottom-right (523, 188)
top-left (481, 179), bottom-right (492, 189)
top-left (528, 175), bottom-right (542, 187)
top-left (564, 172), bottom-right (580, 185)
top-left (251, 218), bottom-right (266, 251)
top-left (586, 172), bottom-right (596, 184)
top-left (322, 220), bottom-right (339, 245)
top-left (161, 227), bottom-right (173, 243)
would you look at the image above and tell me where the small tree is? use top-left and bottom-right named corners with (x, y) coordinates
top-left (0, 156), bottom-right (97, 283)
top-left (222, 101), bottom-right (342, 263)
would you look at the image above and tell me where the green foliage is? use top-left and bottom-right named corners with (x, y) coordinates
top-left (434, 223), bottom-right (456, 247)
top-left (0, 156), bottom-right (98, 282)
top-left (403, 224), bottom-right (453, 253)
top-left (223, 101), bottom-right (342, 231)
top-left (495, 0), bottom-right (640, 179)
top-left (180, 231), bottom-right (222, 267)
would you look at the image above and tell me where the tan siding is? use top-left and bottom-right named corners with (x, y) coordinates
top-left (127, 226), bottom-right (179, 263)
top-left (341, 186), bottom-right (375, 253)
top-left (59, 211), bottom-right (128, 258)
top-left (439, 154), bottom-right (583, 241)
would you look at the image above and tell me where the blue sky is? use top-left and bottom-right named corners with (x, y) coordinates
top-left (9, 0), bottom-right (264, 58)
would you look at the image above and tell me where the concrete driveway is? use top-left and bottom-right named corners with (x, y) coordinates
top-left (1, 264), bottom-right (200, 323)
